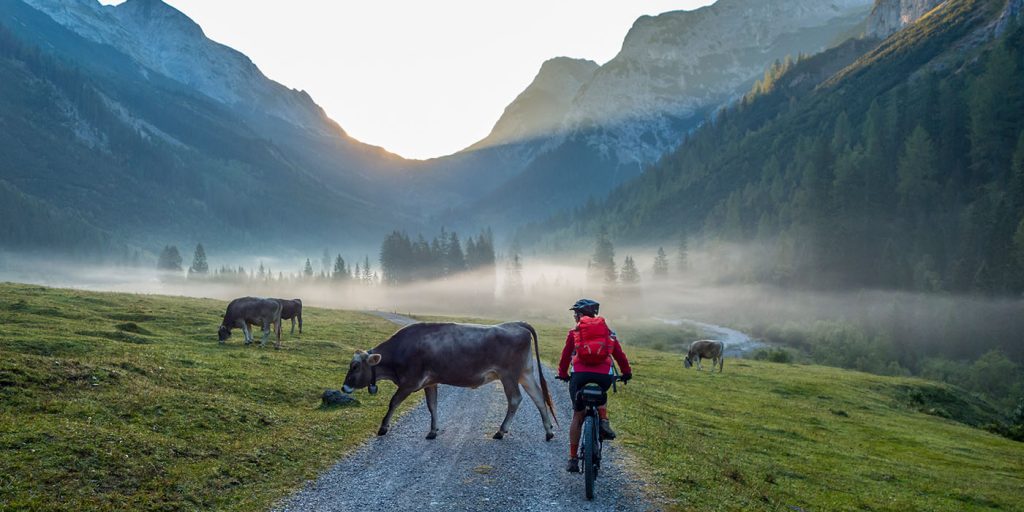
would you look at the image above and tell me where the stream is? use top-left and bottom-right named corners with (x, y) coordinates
top-left (657, 318), bottom-right (766, 357)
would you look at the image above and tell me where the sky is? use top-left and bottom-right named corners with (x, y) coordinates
top-left (99, 1), bottom-right (715, 159)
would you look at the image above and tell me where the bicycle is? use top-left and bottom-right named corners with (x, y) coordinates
top-left (575, 375), bottom-right (625, 500)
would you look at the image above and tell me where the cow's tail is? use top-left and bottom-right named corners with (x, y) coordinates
top-left (522, 322), bottom-right (558, 427)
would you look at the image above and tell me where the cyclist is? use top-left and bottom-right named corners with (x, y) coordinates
top-left (556, 298), bottom-right (632, 473)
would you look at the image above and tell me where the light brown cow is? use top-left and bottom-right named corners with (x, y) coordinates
top-left (342, 321), bottom-right (557, 441)
top-left (684, 339), bottom-right (724, 372)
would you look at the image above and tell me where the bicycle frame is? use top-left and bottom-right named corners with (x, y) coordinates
top-left (575, 376), bottom-right (624, 500)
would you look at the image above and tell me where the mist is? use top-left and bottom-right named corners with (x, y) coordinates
top-left (4, 245), bottom-right (1022, 361)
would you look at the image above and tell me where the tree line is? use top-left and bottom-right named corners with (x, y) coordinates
top-left (379, 228), bottom-right (496, 285)
top-left (155, 244), bottom-right (379, 285)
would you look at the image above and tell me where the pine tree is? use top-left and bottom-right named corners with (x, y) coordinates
top-left (505, 254), bottom-right (524, 297)
top-left (591, 227), bottom-right (616, 286)
top-left (445, 232), bottom-right (466, 276)
top-left (831, 110), bottom-right (853, 152)
top-left (969, 45), bottom-right (1023, 182)
top-left (303, 258), bottom-right (314, 278)
top-left (188, 243), bottom-right (208, 276)
top-left (676, 237), bottom-right (689, 272)
top-left (157, 245), bottom-right (182, 272)
top-left (897, 125), bottom-right (939, 217)
top-left (1010, 132), bottom-right (1024, 218)
top-left (653, 247), bottom-right (669, 277)
top-left (333, 254), bottom-right (348, 282)
top-left (621, 256), bottom-right (641, 284)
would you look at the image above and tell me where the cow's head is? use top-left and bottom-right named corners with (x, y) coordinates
top-left (683, 355), bottom-right (693, 369)
top-left (218, 324), bottom-right (231, 342)
top-left (342, 350), bottom-right (382, 394)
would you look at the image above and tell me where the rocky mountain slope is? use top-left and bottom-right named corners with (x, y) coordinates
top-left (867, 0), bottom-right (947, 37)
top-left (1, 0), bottom-right (880, 257)
top-left (447, 0), bottom-right (875, 228)
top-left (524, 0), bottom-right (1024, 294)
top-left (0, 0), bottom-right (411, 256)
top-left (468, 57), bottom-right (598, 151)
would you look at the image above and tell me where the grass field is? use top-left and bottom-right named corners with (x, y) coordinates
top-left (2, 286), bottom-right (1023, 511)
top-left (0, 283), bottom-right (411, 511)
top-left (535, 323), bottom-right (1024, 511)
top-left (425, 316), bottom-right (1024, 511)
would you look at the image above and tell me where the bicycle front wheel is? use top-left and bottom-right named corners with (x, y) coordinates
top-left (583, 414), bottom-right (597, 500)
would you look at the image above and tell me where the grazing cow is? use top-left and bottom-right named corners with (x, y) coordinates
top-left (278, 298), bottom-right (302, 334)
top-left (342, 322), bottom-right (558, 441)
top-left (218, 297), bottom-right (282, 348)
top-left (249, 299), bottom-right (303, 335)
top-left (684, 339), bottom-right (724, 372)
top-left (247, 299), bottom-right (299, 335)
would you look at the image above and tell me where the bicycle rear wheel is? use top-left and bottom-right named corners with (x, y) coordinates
top-left (583, 413), bottom-right (597, 500)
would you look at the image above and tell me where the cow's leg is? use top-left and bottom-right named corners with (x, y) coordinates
top-left (424, 385), bottom-right (439, 439)
top-left (494, 376), bottom-right (523, 440)
top-left (298, 312), bottom-right (302, 334)
top-left (719, 356), bottom-right (724, 373)
top-left (260, 319), bottom-right (271, 347)
top-left (697, 356), bottom-right (704, 371)
top-left (379, 386), bottom-right (415, 436)
top-left (275, 317), bottom-right (281, 349)
top-left (242, 323), bottom-right (253, 345)
top-left (290, 317), bottom-right (295, 334)
top-left (520, 371), bottom-right (555, 441)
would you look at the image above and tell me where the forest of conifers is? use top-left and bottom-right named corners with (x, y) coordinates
top-left (533, 11), bottom-right (1024, 295)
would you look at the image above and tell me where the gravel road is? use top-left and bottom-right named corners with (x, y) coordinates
top-left (274, 312), bottom-right (657, 511)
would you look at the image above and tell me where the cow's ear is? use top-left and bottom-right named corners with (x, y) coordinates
top-left (367, 353), bottom-right (382, 366)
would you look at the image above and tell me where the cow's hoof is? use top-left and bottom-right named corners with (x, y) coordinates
top-left (426, 431), bottom-right (437, 440)
top-left (546, 432), bottom-right (555, 442)
top-left (492, 431), bottom-right (504, 440)
top-left (377, 427), bottom-right (389, 436)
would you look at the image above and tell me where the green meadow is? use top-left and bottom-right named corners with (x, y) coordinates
top-left (0, 283), bottom-right (411, 511)
top-left (1, 285), bottom-right (1021, 511)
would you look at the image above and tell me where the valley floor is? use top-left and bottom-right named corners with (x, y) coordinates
top-left (1, 284), bottom-right (1021, 511)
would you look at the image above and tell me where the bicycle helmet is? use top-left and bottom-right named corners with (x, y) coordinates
top-left (570, 298), bottom-right (600, 317)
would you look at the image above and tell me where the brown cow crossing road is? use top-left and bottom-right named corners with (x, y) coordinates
top-left (274, 312), bottom-right (655, 511)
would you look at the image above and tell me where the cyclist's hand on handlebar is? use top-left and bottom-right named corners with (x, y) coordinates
top-left (556, 375), bottom-right (570, 382)
top-left (621, 373), bottom-right (632, 383)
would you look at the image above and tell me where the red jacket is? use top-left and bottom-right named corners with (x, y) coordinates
top-left (557, 317), bottom-right (632, 378)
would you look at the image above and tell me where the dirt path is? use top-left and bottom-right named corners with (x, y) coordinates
top-left (274, 313), bottom-right (656, 511)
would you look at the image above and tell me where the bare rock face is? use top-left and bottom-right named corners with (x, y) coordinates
top-left (866, 0), bottom-right (946, 39)
top-left (560, 0), bottom-right (874, 166)
top-left (471, 57), bottom-right (598, 150)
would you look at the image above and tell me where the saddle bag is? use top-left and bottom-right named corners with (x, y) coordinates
top-left (578, 383), bottom-right (607, 407)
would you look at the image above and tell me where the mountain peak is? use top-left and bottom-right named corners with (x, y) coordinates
top-left (115, 0), bottom-right (204, 38)
top-left (467, 56), bottom-right (598, 151)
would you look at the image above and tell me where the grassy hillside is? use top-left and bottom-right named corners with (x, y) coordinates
top-left (531, 321), bottom-right (1023, 511)
top-left (0, 283), bottom-right (412, 511)
top-left (3, 287), bottom-right (1022, 511)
